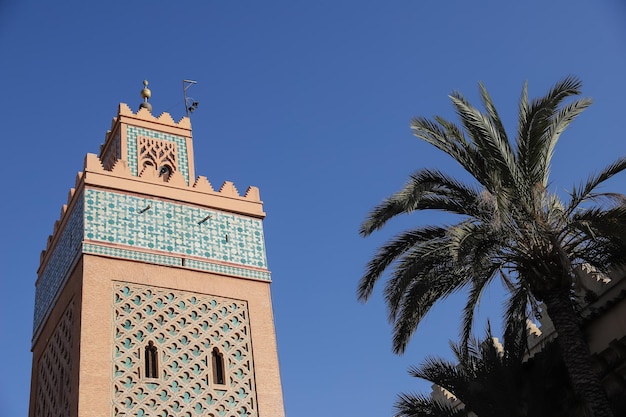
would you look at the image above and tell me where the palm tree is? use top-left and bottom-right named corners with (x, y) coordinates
top-left (396, 327), bottom-right (583, 417)
top-left (359, 77), bottom-right (626, 417)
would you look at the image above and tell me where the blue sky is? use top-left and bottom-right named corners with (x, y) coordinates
top-left (1, 1), bottom-right (625, 416)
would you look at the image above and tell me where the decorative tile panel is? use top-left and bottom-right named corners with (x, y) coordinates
top-left (35, 186), bottom-right (269, 339)
top-left (34, 197), bottom-right (84, 334)
top-left (84, 189), bottom-right (267, 269)
top-left (112, 283), bottom-right (258, 417)
top-left (35, 301), bottom-right (74, 417)
top-left (126, 126), bottom-right (190, 184)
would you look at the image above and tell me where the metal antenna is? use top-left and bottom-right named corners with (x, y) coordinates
top-left (182, 80), bottom-right (198, 117)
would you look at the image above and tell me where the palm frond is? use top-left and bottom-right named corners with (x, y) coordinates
top-left (502, 282), bottom-right (533, 356)
top-left (517, 76), bottom-right (583, 189)
top-left (460, 264), bottom-right (499, 353)
top-left (359, 169), bottom-right (484, 236)
top-left (410, 116), bottom-right (471, 166)
top-left (541, 98), bottom-right (592, 185)
top-left (395, 392), bottom-right (468, 417)
top-left (390, 263), bottom-right (469, 353)
top-left (516, 80), bottom-right (530, 160)
top-left (478, 81), bottom-right (508, 152)
top-left (449, 91), bottom-right (519, 193)
top-left (567, 156), bottom-right (626, 214)
top-left (568, 205), bottom-right (626, 269)
top-left (411, 117), bottom-right (487, 186)
top-left (382, 237), bottom-right (455, 320)
top-left (358, 226), bottom-right (447, 301)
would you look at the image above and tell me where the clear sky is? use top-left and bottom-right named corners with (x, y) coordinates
top-left (1, 1), bottom-right (625, 416)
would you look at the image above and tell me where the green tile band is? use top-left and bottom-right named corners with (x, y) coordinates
top-left (35, 188), bottom-right (270, 338)
top-left (84, 189), bottom-right (267, 268)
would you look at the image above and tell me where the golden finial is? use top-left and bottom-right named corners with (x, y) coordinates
top-left (139, 79), bottom-right (152, 112)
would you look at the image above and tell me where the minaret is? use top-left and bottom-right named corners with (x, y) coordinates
top-left (29, 82), bottom-right (285, 417)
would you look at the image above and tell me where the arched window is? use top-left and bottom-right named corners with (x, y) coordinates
top-left (145, 341), bottom-right (158, 379)
top-left (159, 165), bottom-right (173, 181)
top-left (211, 348), bottom-right (225, 385)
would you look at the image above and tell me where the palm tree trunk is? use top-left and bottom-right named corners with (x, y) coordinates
top-left (543, 287), bottom-right (613, 417)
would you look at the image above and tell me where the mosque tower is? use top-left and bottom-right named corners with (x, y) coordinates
top-left (28, 81), bottom-right (285, 417)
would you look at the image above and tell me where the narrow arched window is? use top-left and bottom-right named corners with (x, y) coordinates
top-left (211, 348), bottom-right (225, 385)
top-left (159, 165), bottom-right (173, 181)
top-left (145, 341), bottom-right (158, 378)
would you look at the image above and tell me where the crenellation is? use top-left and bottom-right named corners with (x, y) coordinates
top-left (244, 186), bottom-right (261, 201)
top-left (118, 103), bottom-right (191, 129)
top-left (74, 172), bottom-right (83, 189)
top-left (82, 151), bottom-right (262, 204)
top-left (219, 181), bottom-right (240, 197)
top-left (40, 152), bottom-right (264, 273)
top-left (84, 153), bottom-right (104, 172)
top-left (109, 116), bottom-right (117, 132)
top-left (527, 319), bottom-right (542, 337)
top-left (41, 175), bottom-right (85, 259)
top-left (166, 169), bottom-right (187, 186)
top-left (193, 176), bottom-right (214, 192)
top-left (109, 159), bottom-right (130, 175)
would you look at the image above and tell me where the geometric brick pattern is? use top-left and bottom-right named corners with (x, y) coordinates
top-left (35, 301), bottom-right (74, 417)
top-left (112, 283), bottom-right (258, 417)
top-left (126, 126), bottom-right (190, 184)
top-left (84, 189), bottom-right (268, 268)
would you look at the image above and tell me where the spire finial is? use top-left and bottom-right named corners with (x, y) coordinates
top-left (139, 79), bottom-right (153, 112)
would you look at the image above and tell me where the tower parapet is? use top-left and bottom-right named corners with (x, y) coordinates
top-left (34, 104), bottom-right (270, 342)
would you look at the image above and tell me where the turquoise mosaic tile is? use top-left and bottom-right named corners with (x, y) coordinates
top-left (126, 126), bottom-right (190, 184)
top-left (83, 243), bottom-right (182, 266)
top-left (35, 187), bottom-right (270, 339)
top-left (84, 189), bottom-right (267, 269)
top-left (34, 196), bottom-right (84, 334)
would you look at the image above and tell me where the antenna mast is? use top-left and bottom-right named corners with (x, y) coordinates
top-left (182, 79), bottom-right (198, 117)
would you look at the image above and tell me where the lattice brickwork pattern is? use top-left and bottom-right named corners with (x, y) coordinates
top-left (137, 136), bottom-right (178, 176)
top-left (102, 131), bottom-right (122, 170)
top-left (126, 126), bottom-right (190, 184)
top-left (35, 302), bottom-right (74, 417)
top-left (113, 283), bottom-right (258, 417)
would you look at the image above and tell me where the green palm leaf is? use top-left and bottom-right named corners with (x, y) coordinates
top-left (361, 77), bottom-right (626, 417)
